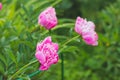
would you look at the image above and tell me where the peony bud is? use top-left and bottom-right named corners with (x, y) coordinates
top-left (38, 7), bottom-right (58, 30)
top-left (75, 16), bottom-right (98, 46)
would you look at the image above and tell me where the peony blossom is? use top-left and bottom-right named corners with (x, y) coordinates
top-left (35, 36), bottom-right (59, 70)
top-left (0, 3), bottom-right (2, 10)
top-left (38, 7), bottom-right (58, 30)
top-left (75, 16), bottom-right (98, 46)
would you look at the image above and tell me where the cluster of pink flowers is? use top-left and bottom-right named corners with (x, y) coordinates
top-left (0, 3), bottom-right (2, 10)
top-left (36, 7), bottom-right (98, 70)
top-left (75, 17), bottom-right (98, 46)
top-left (35, 36), bottom-right (59, 70)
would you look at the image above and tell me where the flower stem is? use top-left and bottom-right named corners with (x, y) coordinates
top-left (8, 60), bottom-right (38, 80)
top-left (61, 53), bottom-right (64, 80)
top-left (30, 25), bottom-right (40, 33)
top-left (49, 30), bottom-right (52, 36)
top-left (28, 70), bottom-right (41, 78)
top-left (17, 68), bottom-right (41, 80)
top-left (42, 23), bottom-right (74, 36)
top-left (61, 35), bottom-right (80, 49)
top-left (59, 35), bottom-right (80, 80)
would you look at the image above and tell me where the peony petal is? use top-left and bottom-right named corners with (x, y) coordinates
top-left (42, 36), bottom-right (52, 44)
top-left (35, 51), bottom-right (46, 64)
top-left (82, 31), bottom-right (98, 46)
top-left (36, 36), bottom-right (52, 51)
top-left (52, 43), bottom-right (59, 51)
top-left (39, 65), bottom-right (49, 71)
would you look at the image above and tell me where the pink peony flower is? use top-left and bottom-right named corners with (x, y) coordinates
top-left (35, 36), bottom-right (59, 70)
top-left (0, 3), bottom-right (2, 10)
top-left (75, 16), bottom-right (98, 46)
top-left (38, 7), bottom-right (58, 30)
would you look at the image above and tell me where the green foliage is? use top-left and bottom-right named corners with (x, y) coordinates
top-left (0, 0), bottom-right (120, 80)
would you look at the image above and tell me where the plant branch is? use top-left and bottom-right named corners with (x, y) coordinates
top-left (8, 60), bottom-right (38, 80)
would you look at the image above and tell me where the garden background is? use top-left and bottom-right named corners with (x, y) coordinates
top-left (0, 0), bottom-right (120, 80)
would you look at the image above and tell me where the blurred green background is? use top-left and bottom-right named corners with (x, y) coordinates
top-left (0, 0), bottom-right (120, 80)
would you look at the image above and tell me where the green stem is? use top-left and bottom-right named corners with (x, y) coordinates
top-left (30, 25), bottom-right (40, 33)
top-left (61, 35), bottom-right (80, 49)
top-left (42, 23), bottom-right (74, 36)
top-left (28, 70), bottom-right (41, 78)
top-left (17, 70), bottom-right (41, 80)
top-left (17, 69), bottom-right (41, 80)
top-left (8, 60), bottom-right (38, 80)
top-left (59, 35), bottom-right (80, 80)
top-left (49, 30), bottom-right (52, 36)
top-left (58, 35), bottom-right (80, 54)
top-left (61, 53), bottom-right (64, 80)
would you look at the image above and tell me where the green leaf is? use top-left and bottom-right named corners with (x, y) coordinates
top-left (0, 53), bottom-right (7, 67)
top-left (0, 62), bottom-right (5, 74)
top-left (5, 49), bottom-right (17, 65)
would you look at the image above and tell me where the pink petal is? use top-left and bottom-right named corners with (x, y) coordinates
top-left (39, 64), bottom-right (49, 71)
top-left (82, 31), bottom-right (98, 46)
top-left (52, 43), bottom-right (59, 51)
top-left (35, 51), bottom-right (46, 64)
top-left (0, 3), bottom-right (2, 10)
